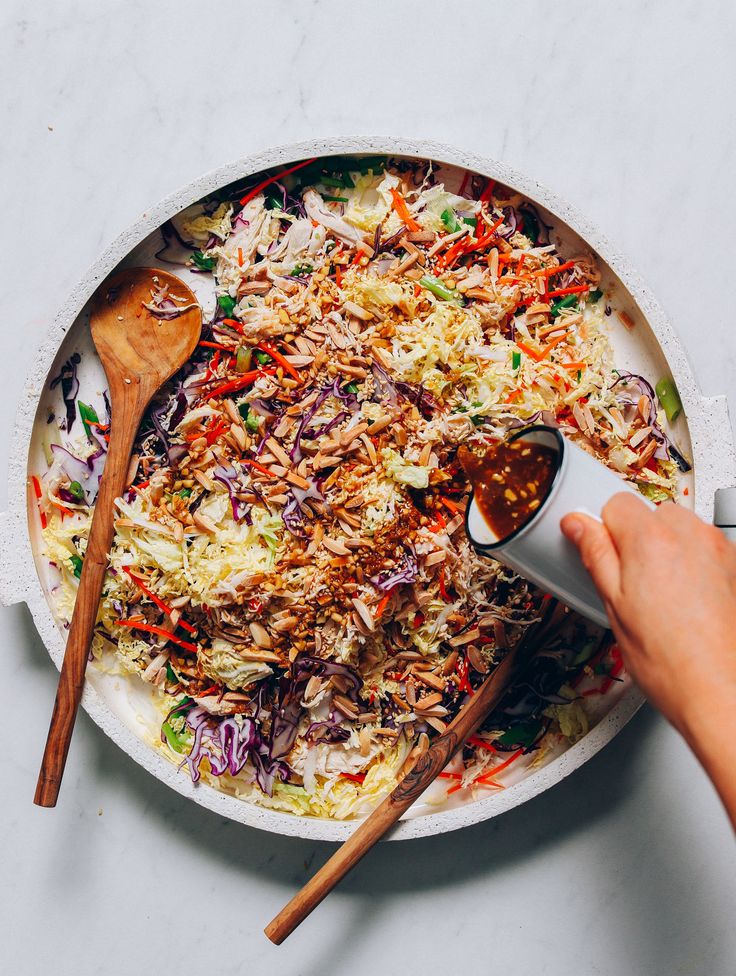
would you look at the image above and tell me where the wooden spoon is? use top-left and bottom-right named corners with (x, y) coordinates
top-left (34, 267), bottom-right (201, 807)
top-left (265, 599), bottom-right (568, 944)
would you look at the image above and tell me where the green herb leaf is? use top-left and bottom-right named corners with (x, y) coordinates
top-left (418, 275), bottom-right (465, 306)
top-left (441, 208), bottom-right (461, 233)
top-left (588, 288), bottom-right (603, 303)
top-left (69, 554), bottom-right (83, 578)
top-left (254, 350), bottom-right (271, 366)
top-left (512, 351), bottom-right (521, 371)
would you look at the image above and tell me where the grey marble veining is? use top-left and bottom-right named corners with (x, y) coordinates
top-left (1, 2), bottom-right (735, 974)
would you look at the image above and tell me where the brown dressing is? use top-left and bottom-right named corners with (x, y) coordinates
top-left (459, 438), bottom-right (557, 541)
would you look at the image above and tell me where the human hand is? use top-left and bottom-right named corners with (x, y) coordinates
top-left (561, 494), bottom-right (736, 827)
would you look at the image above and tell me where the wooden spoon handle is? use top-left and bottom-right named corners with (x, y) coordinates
top-left (34, 413), bottom-right (139, 807)
top-left (264, 636), bottom-right (525, 945)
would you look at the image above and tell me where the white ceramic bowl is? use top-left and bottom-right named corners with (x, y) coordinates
top-left (3, 138), bottom-right (735, 841)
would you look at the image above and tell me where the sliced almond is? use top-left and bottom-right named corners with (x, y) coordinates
top-left (193, 469), bottom-right (214, 492)
top-left (265, 437), bottom-right (292, 468)
top-left (192, 512), bottom-right (217, 535)
top-left (449, 627), bottom-right (481, 648)
top-left (333, 693), bottom-right (359, 719)
top-left (466, 644), bottom-right (489, 674)
top-left (442, 650), bottom-right (459, 675)
top-left (629, 425), bottom-right (652, 448)
top-left (426, 717), bottom-right (447, 734)
top-left (248, 621), bottom-right (272, 648)
top-left (415, 670), bottom-right (445, 692)
top-left (351, 597), bottom-right (375, 632)
top-left (414, 691), bottom-right (443, 710)
top-left (343, 300), bottom-right (373, 322)
top-left (424, 550), bottom-right (446, 567)
top-left (272, 616), bottom-right (299, 633)
top-left (323, 536), bottom-right (350, 556)
top-left (230, 423), bottom-right (246, 451)
top-left (238, 647), bottom-right (280, 662)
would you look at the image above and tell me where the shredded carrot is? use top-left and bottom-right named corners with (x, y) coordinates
top-left (116, 618), bottom-right (199, 653)
top-left (256, 341), bottom-right (300, 382)
top-left (389, 188), bottom-right (421, 232)
top-left (122, 566), bottom-right (197, 634)
top-left (335, 263), bottom-right (343, 288)
top-left (546, 284), bottom-right (590, 299)
top-left (239, 157), bottom-right (317, 207)
top-left (535, 260), bottom-right (576, 278)
top-left (439, 495), bottom-right (464, 516)
top-left (242, 458), bottom-right (278, 479)
top-left (31, 475), bottom-right (47, 528)
top-left (560, 362), bottom-right (586, 371)
top-left (198, 340), bottom-right (232, 351)
top-left (49, 496), bottom-right (74, 519)
top-left (537, 333), bottom-right (569, 360)
top-left (205, 367), bottom-right (277, 400)
top-left (237, 246), bottom-right (244, 267)
top-left (375, 592), bottom-right (392, 618)
top-left (467, 736), bottom-right (497, 754)
top-left (475, 748), bottom-right (523, 783)
top-left (222, 317), bottom-right (244, 333)
top-left (504, 388), bottom-right (523, 404)
top-left (516, 340), bottom-right (543, 363)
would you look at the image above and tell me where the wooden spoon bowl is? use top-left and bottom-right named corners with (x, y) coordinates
top-left (34, 267), bottom-right (201, 807)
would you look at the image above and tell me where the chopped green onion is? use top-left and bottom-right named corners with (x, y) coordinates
top-left (320, 175), bottom-right (348, 188)
top-left (78, 401), bottom-right (99, 441)
top-left (655, 377), bottom-right (683, 422)
top-left (217, 294), bottom-right (236, 317)
top-left (345, 382), bottom-right (359, 395)
top-left (254, 350), bottom-right (271, 366)
top-left (69, 554), bottom-right (83, 578)
top-left (323, 195), bottom-right (349, 203)
top-left (418, 275), bottom-right (465, 306)
top-left (236, 346), bottom-right (253, 373)
top-left (68, 481), bottom-right (85, 503)
top-left (264, 194), bottom-right (283, 211)
top-left (588, 288), bottom-right (603, 303)
top-left (178, 488), bottom-right (192, 499)
top-left (512, 351), bottom-right (521, 371)
top-left (291, 263), bottom-right (314, 276)
top-left (161, 720), bottom-right (187, 754)
top-left (462, 217), bottom-right (477, 229)
top-left (551, 294), bottom-right (580, 318)
top-left (441, 208), bottom-right (461, 233)
top-left (577, 370), bottom-right (582, 382)
top-left (165, 662), bottom-right (178, 684)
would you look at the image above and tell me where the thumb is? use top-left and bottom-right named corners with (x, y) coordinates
top-left (560, 512), bottom-right (622, 604)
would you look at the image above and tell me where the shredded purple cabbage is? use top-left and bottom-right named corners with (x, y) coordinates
top-left (370, 544), bottom-right (418, 591)
top-left (181, 706), bottom-right (289, 795)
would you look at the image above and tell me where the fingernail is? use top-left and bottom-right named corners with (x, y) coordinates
top-left (561, 516), bottom-right (583, 543)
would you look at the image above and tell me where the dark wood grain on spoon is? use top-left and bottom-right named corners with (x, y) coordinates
top-left (34, 268), bottom-right (201, 808)
top-left (264, 599), bottom-right (568, 944)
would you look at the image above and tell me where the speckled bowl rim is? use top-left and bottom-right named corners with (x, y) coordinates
top-left (3, 137), bottom-right (734, 841)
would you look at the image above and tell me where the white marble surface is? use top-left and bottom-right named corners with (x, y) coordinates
top-left (1, 2), bottom-right (735, 974)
